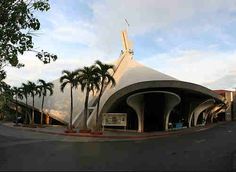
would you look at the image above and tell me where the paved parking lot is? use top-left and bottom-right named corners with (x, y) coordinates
top-left (0, 121), bottom-right (236, 171)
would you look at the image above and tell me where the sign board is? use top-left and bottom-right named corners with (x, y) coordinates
top-left (102, 113), bottom-right (127, 127)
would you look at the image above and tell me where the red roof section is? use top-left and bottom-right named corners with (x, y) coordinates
top-left (213, 90), bottom-right (232, 95)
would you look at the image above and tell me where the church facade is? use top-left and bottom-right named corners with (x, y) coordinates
top-left (30, 31), bottom-right (228, 132)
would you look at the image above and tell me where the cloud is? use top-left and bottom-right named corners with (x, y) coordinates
top-left (140, 49), bottom-right (236, 89)
top-left (87, 0), bottom-right (236, 58)
top-left (4, 49), bottom-right (116, 87)
top-left (203, 74), bottom-right (236, 90)
top-left (46, 16), bottom-right (96, 46)
top-left (4, 52), bottom-right (80, 86)
top-left (90, 0), bottom-right (236, 33)
top-left (36, 0), bottom-right (236, 56)
top-left (5, 0), bottom-right (236, 90)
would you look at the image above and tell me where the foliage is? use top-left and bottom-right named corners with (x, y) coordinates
top-left (27, 81), bottom-right (40, 98)
top-left (76, 65), bottom-right (100, 130)
top-left (76, 65), bottom-right (100, 95)
top-left (12, 86), bottom-right (23, 123)
top-left (20, 82), bottom-right (31, 123)
top-left (12, 86), bottom-right (23, 100)
top-left (0, 70), bottom-right (6, 81)
top-left (94, 60), bottom-right (116, 130)
top-left (38, 79), bottom-right (53, 96)
top-left (60, 70), bottom-right (79, 130)
top-left (27, 81), bottom-right (41, 125)
top-left (20, 83), bottom-right (30, 102)
top-left (95, 60), bottom-right (116, 89)
top-left (0, 82), bottom-right (13, 120)
top-left (60, 70), bottom-right (80, 92)
top-left (0, 0), bottom-right (57, 77)
top-left (37, 79), bottom-right (54, 125)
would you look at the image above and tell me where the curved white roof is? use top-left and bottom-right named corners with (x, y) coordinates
top-left (116, 59), bottom-right (177, 90)
top-left (25, 31), bottom-right (225, 128)
top-left (85, 52), bottom-right (177, 128)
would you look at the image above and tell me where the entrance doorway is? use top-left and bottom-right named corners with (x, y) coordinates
top-left (144, 93), bottom-right (165, 131)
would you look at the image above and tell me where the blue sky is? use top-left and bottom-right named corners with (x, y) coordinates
top-left (5, 0), bottom-right (236, 90)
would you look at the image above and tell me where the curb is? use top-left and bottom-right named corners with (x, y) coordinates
top-left (0, 122), bottom-right (225, 140)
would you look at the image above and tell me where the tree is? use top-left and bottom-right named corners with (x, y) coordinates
top-left (60, 70), bottom-right (79, 131)
top-left (0, 80), bottom-right (10, 93)
top-left (76, 65), bottom-right (100, 131)
top-left (0, 82), bottom-right (13, 120)
top-left (0, 70), bottom-right (6, 82)
top-left (95, 60), bottom-right (116, 130)
top-left (27, 81), bottom-right (40, 125)
top-left (0, 0), bottom-right (57, 77)
top-left (37, 79), bottom-right (53, 126)
top-left (12, 86), bottom-right (23, 125)
top-left (20, 82), bottom-right (31, 124)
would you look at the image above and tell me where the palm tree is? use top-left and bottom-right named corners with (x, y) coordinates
top-left (0, 83), bottom-right (12, 120)
top-left (0, 81), bottom-right (8, 93)
top-left (20, 83), bottom-right (31, 124)
top-left (27, 81), bottom-right (40, 125)
top-left (37, 79), bottom-right (54, 126)
top-left (12, 86), bottom-right (23, 125)
top-left (76, 65), bottom-right (100, 131)
top-left (95, 60), bottom-right (116, 130)
top-left (60, 70), bottom-right (79, 131)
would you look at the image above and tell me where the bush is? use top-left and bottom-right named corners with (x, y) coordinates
top-left (1, 108), bottom-right (15, 122)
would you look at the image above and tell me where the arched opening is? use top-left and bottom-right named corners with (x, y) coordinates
top-left (126, 107), bottom-right (138, 130)
top-left (197, 112), bottom-right (204, 125)
top-left (169, 107), bottom-right (184, 129)
top-left (34, 110), bottom-right (41, 124)
top-left (144, 93), bottom-right (165, 131)
top-left (105, 96), bottom-right (139, 131)
top-left (217, 112), bottom-right (225, 121)
top-left (206, 113), bottom-right (212, 124)
top-left (126, 90), bottom-right (181, 132)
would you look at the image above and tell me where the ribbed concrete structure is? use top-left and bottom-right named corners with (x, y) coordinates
top-left (27, 30), bottom-right (228, 132)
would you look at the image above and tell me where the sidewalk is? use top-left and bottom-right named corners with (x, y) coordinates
top-left (1, 121), bottom-right (226, 141)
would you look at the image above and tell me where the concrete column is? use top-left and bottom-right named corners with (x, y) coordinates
top-left (187, 101), bottom-right (202, 127)
top-left (127, 91), bottom-right (180, 132)
top-left (210, 105), bottom-right (224, 123)
top-left (206, 105), bottom-right (219, 123)
top-left (163, 93), bottom-right (181, 131)
top-left (127, 94), bottom-right (145, 132)
top-left (204, 108), bottom-right (213, 124)
top-left (46, 114), bottom-right (50, 125)
top-left (223, 92), bottom-right (232, 121)
top-left (193, 99), bottom-right (215, 126)
top-left (188, 99), bottom-right (215, 127)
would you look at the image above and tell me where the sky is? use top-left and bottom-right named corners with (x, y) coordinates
top-left (5, 0), bottom-right (236, 90)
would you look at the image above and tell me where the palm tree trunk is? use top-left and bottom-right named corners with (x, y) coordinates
top-left (83, 87), bottom-right (89, 130)
top-left (70, 85), bottom-right (73, 130)
top-left (96, 83), bottom-right (104, 130)
top-left (15, 97), bottom-right (18, 125)
top-left (25, 96), bottom-right (32, 124)
top-left (25, 96), bottom-right (28, 124)
top-left (40, 95), bottom-right (45, 125)
top-left (31, 95), bottom-right (35, 125)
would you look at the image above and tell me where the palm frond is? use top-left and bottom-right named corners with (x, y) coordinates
top-left (60, 81), bottom-right (69, 92)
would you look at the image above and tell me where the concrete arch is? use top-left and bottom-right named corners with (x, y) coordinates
top-left (126, 94), bottom-right (144, 132)
top-left (188, 99), bottom-right (215, 127)
top-left (210, 104), bottom-right (225, 123)
top-left (87, 80), bottom-right (225, 130)
top-left (204, 105), bottom-right (216, 124)
top-left (127, 91), bottom-right (181, 132)
top-left (206, 105), bottom-right (220, 123)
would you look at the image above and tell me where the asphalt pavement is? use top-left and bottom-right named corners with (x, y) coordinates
top-left (0, 121), bottom-right (236, 171)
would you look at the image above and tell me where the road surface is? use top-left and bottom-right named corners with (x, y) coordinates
top-left (0, 122), bottom-right (236, 171)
